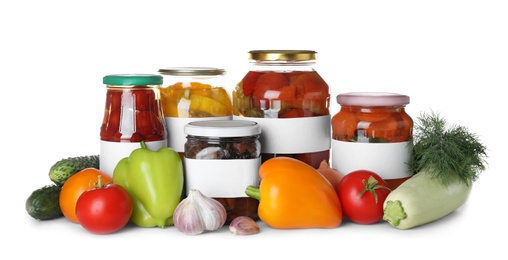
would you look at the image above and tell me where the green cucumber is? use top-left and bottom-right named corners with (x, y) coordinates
top-left (382, 171), bottom-right (471, 229)
top-left (26, 184), bottom-right (63, 220)
top-left (49, 155), bottom-right (99, 185)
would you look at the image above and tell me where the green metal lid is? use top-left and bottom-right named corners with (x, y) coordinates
top-left (103, 74), bottom-right (163, 86)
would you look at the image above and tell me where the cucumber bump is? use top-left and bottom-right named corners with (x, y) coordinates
top-left (49, 155), bottom-right (99, 185)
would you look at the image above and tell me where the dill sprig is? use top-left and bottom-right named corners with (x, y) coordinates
top-left (407, 111), bottom-right (488, 186)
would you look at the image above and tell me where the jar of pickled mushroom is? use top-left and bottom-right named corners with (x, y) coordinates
top-left (331, 92), bottom-right (413, 190)
top-left (183, 120), bottom-right (261, 223)
top-left (232, 50), bottom-right (331, 169)
top-left (100, 74), bottom-right (168, 176)
top-left (158, 67), bottom-right (233, 160)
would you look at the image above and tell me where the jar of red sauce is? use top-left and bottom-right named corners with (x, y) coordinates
top-left (183, 120), bottom-right (261, 223)
top-left (100, 74), bottom-right (168, 176)
top-left (158, 67), bottom-right (232, 160)
top-left (331, 92), bottom-right (413, 190)
top-left (232, 50), bottom-right (331, 169)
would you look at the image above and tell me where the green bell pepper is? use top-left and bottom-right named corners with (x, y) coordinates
top-left (113, 141), bottom-right (184, 228)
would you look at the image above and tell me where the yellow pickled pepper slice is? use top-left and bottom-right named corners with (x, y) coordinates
top-left (189, 94), bottom-right (231, 116)
top-left (160, 84), bottom-right (185, 117)
top-left (189, 82), bottom-right (212, 97)
top-left (210, 87), bottom-right (233, 113)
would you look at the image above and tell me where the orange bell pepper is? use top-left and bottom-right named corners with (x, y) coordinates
top-left (245, 157), bottom-right (343, 229)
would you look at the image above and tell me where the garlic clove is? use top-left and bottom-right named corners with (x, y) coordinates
top-left (173, 189), bottom-right (227, 235)
top-left (229, 216), bottom-right (260, 235)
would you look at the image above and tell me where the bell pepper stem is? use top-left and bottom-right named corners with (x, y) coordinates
top-left (245, 185), bottom-right (260, 201)
top-left (140, 140), bottom-right (147, 149)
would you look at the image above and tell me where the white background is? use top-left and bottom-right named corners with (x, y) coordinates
top-left (1, 0), bottom-right (506, 259)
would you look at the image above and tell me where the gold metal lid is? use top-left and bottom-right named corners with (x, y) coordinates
top-left (248, 50), bottom-right (317, 61)
top-left (158, 67), bottom-right (225, 76)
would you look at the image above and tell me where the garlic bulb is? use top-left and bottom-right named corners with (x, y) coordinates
top-left (173, 189), bottom-right (227, 235)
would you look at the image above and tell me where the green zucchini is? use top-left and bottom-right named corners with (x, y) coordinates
top-left (383, 111), bottom-right (487, 230)
top-left (49, 155), bottom-right (99, 185)
top-left (383, 171), bottom-right (471, 229)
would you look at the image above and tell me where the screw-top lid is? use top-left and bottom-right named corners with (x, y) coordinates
top-left (103, 74), bottom-right (163, 86)
top-left (158, 67), bottom-right (226, 76)
top-left (184, 120), bottom-right (261, 137)
top-left (337, 92), bottom-right (410, 106)
top-left (248, 50), bottom-right (317, 61)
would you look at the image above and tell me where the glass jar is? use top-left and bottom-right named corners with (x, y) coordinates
top-left (158, 67), bottom-right (232, 159)
top-left (232, 50), bottom-right (331, 169)
top-left (183, 120), bottom-right (261, 223)
top-left (331, 92), bottom-right (413, 190)
top-left (100, 74), bottom-right (168, 176)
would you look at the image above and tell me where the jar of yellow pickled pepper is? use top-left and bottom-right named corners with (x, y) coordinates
top-left (158, 67), bottom-right (233, 159)
top-left (233, 50), bottom-right (331, 169)
top-left (331, 92), bottom-right (413, 190)
top-left (100, 74), bottom-right (168, 176)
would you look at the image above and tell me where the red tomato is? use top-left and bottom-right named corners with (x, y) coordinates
top-left (76, 175), bottom-right (133, 234)
top-left (241, 71), bottom-right (263, 96)
top-left (337, 170), bottom-right (391, 224)
top-left (252, 72), bottom-right (289, 108)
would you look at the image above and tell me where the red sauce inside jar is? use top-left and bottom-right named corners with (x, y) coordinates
top-left (100, 86), bottom-right (166, 142)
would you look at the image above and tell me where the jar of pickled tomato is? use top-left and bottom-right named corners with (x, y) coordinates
top-left (232, 50), bottom-right (331, 169)
top-left (158, 67), bottom-right (233, 160)
top-left (331, 92), bottom-right (413, 190)
top-left (183, 120), bottom-right (261, 223)
top-left (100, 74), bottom-right (168, 176)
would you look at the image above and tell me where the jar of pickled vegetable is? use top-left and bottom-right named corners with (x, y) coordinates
top-left (158, 67), bottom-right (233, 159)
top-left (183, 120), bottom-right (261, 223)
top-left (232, 50), bottom-right (331, 169)
top-left (100, 74), bottom-right (168, 176)
top-left (331, 92), bottom-right (413, 190)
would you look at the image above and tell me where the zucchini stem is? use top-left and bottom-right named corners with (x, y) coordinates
top-left (383, 200), bottom-right (408, 227)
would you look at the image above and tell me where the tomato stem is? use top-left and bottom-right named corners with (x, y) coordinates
top-left (95, 175), bottom-right (105, 189)
top-left (358, 176), bottom-right (391, 204)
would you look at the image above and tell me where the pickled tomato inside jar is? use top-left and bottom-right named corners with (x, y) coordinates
top-left (331, 93), bottom-right (413, 143)
top-left (233, 70), bottom-right (330, 119)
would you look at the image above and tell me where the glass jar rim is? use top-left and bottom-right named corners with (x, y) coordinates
top-left (158, 67), bottom-right (225, 76)
top-left (248, 50), bottom-right (317, 61)
top-left (184, 120), bottom-right (261, 137)
top-left (337, 92), bottom-right (410, 106)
